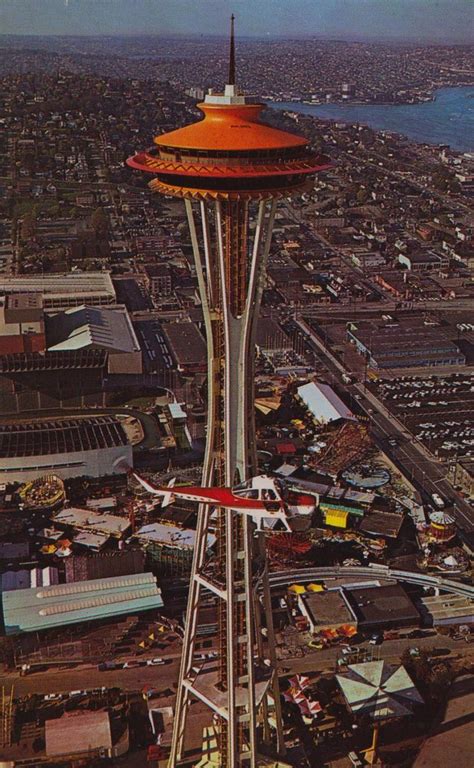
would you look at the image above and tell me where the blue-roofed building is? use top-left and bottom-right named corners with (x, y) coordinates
top-left (2, 572), bottom-right (163, 635)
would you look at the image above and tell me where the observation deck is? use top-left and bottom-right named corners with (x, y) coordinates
top-left (127, 85), bottom-right (330, 200)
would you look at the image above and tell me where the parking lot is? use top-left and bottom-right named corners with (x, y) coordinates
top-left (133, 319), bottom-right (174, 372)
top-left (374, 372), bottom-right (474, 460)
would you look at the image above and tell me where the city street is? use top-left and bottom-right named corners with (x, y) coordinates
top-left (294, 318), bottom-right (474, 533)
top-left (0, 656), bottom-right (181, 698)
top-left (2, 630), bottom-right (472, 699)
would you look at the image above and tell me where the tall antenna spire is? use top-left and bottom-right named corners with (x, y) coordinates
top-left (228, 13), bottom-right (236, 85)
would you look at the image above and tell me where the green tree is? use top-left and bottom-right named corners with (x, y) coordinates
top-left (356, 187), bottom-right (369, 204)
top-left (91, 207), bottom-right (108, 235)
top-left (21, 212), bottom-right (37, 241)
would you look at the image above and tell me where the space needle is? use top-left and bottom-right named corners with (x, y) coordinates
top-left (127, 16), bottom-right (329, 767)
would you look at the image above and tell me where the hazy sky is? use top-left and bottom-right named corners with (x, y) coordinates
top-left (0, 0), bottom-right (472, 42)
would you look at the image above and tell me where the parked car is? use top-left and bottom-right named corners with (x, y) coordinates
top-left (428, 648), bottom-right (451, 658)
top-left (348, 751), bottom-right (364, 767)
top-left (341, 645), bottom-right (358, 655)
top-left (308, 639), bottom-right (325, 650)
top-left (98, 661), bottom-right (118, 671)
top-left (369, 632), bottom-right (383, 645)
top-left (407, 629), bottom-right (435, 639)
top-left (146, 657), bottom-right (166, 666)
top-left (142, 687), bottom-right (161, 700)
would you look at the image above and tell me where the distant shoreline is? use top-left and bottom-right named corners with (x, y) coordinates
top-left (269, 86), bottom-right (474, 109)
top-left (272, 86), bottom-right (474, 152)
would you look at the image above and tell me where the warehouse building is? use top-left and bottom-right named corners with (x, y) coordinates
top-left (359, 509), bottom-right (405, 540)
top-left (297, 381), bottom-right (355, 425)
top-left (162, 320), bottom-right (206, 375)
top-left (0, 415), bottom-right (133, 483)
top-left (346, 584), bottom-right (420, 631)
top-left (417, 594), bottom-right (474, 626)
top-left (2, 572), bottom-right (163, 634)
top-left (348, 319), bottom-right (465, 369)
top-left (45, 709), bottom-right (128, 760)
top-left (398, 250), bottom-right (449, 273)
top-left (0, 272), bottom-right (116, 311)
top-left (298, 588), bottom-right (357, 633)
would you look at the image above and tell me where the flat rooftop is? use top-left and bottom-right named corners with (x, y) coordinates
top-left (346, 584), bottom-right (420, 627)
top-left (418, 594), bottom-right (474, 623)
top-left (0, 416), bottom-right (128, 458)
top-left (0, 272), bottom-right (115, 298)
top-left (135, 522), bottom-right (216, 551)
top-left (46, 710), bottom-right (111, 758)
top-left (350, 322), bottom-right (461, 357)
top-left (359, 510), bottom-right (404, 539)
top-left (299, 589), bottom-right (356, 629)
top-left (53, 506), bottom-right (130, 538)
top-left (6, 293), bottom-right (43, 310)
top-left (162, 320), bottom-right (206, 367)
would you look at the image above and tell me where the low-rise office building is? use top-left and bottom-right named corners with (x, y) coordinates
top-left (398, 250), bottom-right (449, 273)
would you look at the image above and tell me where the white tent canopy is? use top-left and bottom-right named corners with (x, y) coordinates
top-left (297, 381), bottom-right (355, 424)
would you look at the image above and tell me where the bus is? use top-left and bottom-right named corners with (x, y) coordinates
top-left (431, 493), bottom-right (445, 509)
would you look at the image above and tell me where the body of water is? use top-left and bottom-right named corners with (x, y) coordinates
top-left (274, 87), bottom-right (474, 152)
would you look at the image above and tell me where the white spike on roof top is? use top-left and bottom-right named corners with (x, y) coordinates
top-left (204, 84), bottom-right (260, 106)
